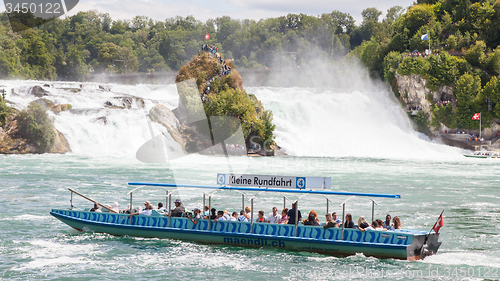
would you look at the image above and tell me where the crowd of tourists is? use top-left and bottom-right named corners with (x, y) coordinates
top-left (436, 100), bottom-right (452, 107)
top-left (92, 200), bottom-right (403, 231)
top-left (402, 50), bottom-right (439, 59)
top-left (199, 44), bottom-right (233, 103)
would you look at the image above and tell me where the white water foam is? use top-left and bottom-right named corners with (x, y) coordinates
top-left (251, 86), bottom-right (462, 160)
top-left (11, 239), bottom-right (94, 271)
top-left (2, 78), bottom-right (462, 160)
top-left (1, 80), bottom-right (179, 158)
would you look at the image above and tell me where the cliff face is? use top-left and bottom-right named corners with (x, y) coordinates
top-left (394, 73), bottom-right (500, 149)
top-left (395, 73), bottom-right (454, 116)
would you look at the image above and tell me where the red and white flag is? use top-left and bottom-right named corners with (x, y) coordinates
top-left (204, 34), bottom-right (210, 40)
top-left (432, 213), bottom-right (444, 233)
top-left (472, 113), bottom-right (481, 120)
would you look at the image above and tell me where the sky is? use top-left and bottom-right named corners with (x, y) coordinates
top-left (2, 0), bottom-right (416, 25)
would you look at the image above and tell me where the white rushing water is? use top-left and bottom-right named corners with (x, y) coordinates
top-left (252, 86), bottom-right (462, 160)
top-left (1, 78), bottom-right (463, 161)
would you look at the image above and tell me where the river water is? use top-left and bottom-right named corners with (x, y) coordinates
top-left (1, 79), bottom-right (500, 280)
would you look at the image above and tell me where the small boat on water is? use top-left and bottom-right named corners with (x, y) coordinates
top-left (463, 150), bottom-right (500, 158)
top-left (50, 174), bottom-right (441, 260)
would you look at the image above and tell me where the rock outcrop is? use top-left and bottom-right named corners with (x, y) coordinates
top-left (149, 104), bottom-right (186, 151)
top-left (32, 98), bottom-right (72, 113)
top-left (395, 73), bottom-right (454, 115)
top-left (0, 115), bottom-right (71, 154)
top-left (30, 85), bottom-right (49, 97)
top-left (0, 100), bottom-right (71, 154)
top-left (395, 73), bottom-right (500, 149)
top-left (50, 129), bottom-right (71, 153)
top-left (104, 96), bottom-right (145, 109)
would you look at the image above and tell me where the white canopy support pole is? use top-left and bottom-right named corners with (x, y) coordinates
top-left (242, 194), bottom-right (245, 212)
top-left (295, 200), bottom-right (299, 236)
top-left (372, 201), bottom-right (375, 224)
top-left (320, 195), bottom-right (332, 215)
top-left (247, 191), bottom-right (265, 234)
top-left (203, 193), bottom-right (206, 214)
top-left (129, 192), bottom-right (133, 225)
top-left (208, 196), bottom-right (212, 230)
top-left (250, 198), bottom-right (254, 233)
top-left (342, 203), bottom-right (345, 240)
top-left (168, 193), bottom-right (172, 227)
top-left (292, 194), bottom-right (309, 237)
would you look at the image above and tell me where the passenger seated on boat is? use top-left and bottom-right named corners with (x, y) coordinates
top-left (237, 210), bottom-right (248, 222)
top-left (278, 208), bottom-right (288, 224)
top-left (89, 203), bottom-right (101, 212)
top-left (360, 221), bottom-right (378, 232)
top-left (188, 208), bottom-right (202, 225)
top-left (209, 208), bottom-right (217, 220)
top-left (223, 210), bottom-right (231, 220)
top-left (121, 204), bottom-right (130, 214)
top-left (383, 214), bottom-right (392, 229)
top-left (357, 216), bottom-right (369, 230)
top-left (129, 204), bottom-right (153, 217)
top-left (203, 205), bottom-right (209, 217)
top-left (303, 211), bottom-right (319, 226)
top-left (376, 220), bottom-right (387, 231)
top-left (170, 199), bottom-right (185, 217)
top-left (287, 202), bottom-right (302, 225)
top-left (229, 212), bottom-right (238, 221)
top-left (244, 206), bottom-right (251, 221)
top-left (390, 216), bottom-right (402, 230)
top-left (332, 212), bottom-right (342, 225)
top-left (323, 213), bottom-right (337, 229)
top-left (344, 213), bottom-right (355, 228)
top-left (214, 211), bottom-right (226, 222)
top-left (110, 202), bottom-right (119, 213)
top-left (267, 207), bottom-right (281, 223)
top-left (157, 202), bottom-right (167, 213)
top-left (256, 210), bottom-right (268, 223)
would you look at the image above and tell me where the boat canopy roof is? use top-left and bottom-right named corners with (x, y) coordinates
top-left (127, 182), bottom-right (401, 199)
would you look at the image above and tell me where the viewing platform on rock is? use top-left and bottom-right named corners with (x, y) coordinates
top-left (439, 132), bottom-right (498, 150)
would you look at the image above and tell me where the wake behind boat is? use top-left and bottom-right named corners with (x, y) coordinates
top-left (50, 174), bottom-right (442, 260)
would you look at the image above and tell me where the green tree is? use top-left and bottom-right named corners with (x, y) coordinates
top-left (18, 29), bottom-right (56, 79)
top-left (486, 46), bottom-right (500, 76)
top-left (484, 76), bottom-right (500, 118)
top-left (16, 103), bottom-right (55, 152)
top-left (454, 73), bottom-right (482, 129)
top-left (464, 40), bottom-right (487, 68)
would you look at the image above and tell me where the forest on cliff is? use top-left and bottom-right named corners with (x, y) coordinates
top-left (1, 0), bottom-right (500, 132)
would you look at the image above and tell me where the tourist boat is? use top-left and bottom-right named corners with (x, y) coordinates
top-left (50, 174), bottom-right (442, 260)
top-left (463, 150), bottom-right (500, 158)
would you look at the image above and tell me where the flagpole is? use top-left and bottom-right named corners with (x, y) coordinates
top-left (428, 210), bottom-right (444, 235)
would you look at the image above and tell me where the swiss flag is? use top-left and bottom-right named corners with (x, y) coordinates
top-left (432, 214), bottom-right (444, 233)
top-left (204, 34), bottom-right (210, 40)
top-left (472, 113), bottom-right (481, 120)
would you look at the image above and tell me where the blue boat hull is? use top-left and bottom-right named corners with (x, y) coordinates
top-left (50, 209), bottom-right (440, 260)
